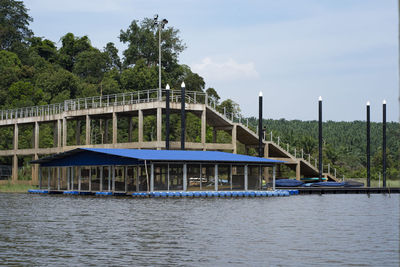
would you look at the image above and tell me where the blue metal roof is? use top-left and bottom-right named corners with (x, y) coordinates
top-left (32, 148), bottom-right (284, 167)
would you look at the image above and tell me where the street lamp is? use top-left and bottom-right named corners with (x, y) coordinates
top-left (154, 14), bottom-right (168, 100)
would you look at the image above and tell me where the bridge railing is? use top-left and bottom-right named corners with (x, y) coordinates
top-left (0, 89), bottom-right (207, 120)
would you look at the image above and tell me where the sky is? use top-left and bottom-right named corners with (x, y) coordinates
top-left (24, 0), bottom-right (399, 122)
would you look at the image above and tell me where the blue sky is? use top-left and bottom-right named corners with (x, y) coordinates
top-left (25, 0), bottom-right (399, 122)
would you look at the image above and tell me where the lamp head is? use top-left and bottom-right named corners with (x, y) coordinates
top-left (318, 96), bottom-right (322, 101)
top-left (259, 91), bottom-right (263, 97)
top-left (166, 84), bottom-right (170, 90)
top-left (383, 99), bottom-right (386, 104)
top-left (366, 101), bottom-right (370, 106)
top-left (181, 81), bottom-right (185, 88)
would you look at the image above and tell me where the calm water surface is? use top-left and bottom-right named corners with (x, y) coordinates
top-left (0, 193), bottom-right (399, 266)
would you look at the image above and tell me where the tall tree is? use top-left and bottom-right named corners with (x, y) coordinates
top-left (58, 33), bottom-right (92, 71)
top-left (104, 42), bottom-right (121, 72)
top-left (0, 0), bottom-right (33, 50)
top-left (119, 18), bottom-right (186, 68)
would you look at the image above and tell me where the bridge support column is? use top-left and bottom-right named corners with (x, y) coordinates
top-left (201, 108), bottom-right (206, 151)
top-left (57, 120), bottom-right (61, 147)
top-left (128, 117), bottom-right (133, 142)
top-left (232, 124), bottom-right (237, 154)
top-left (296, 161), bottom-right (301, 180)
top-left (138, 110), bottom-right (143, 148)
top-left (86, 115), bottom-right (90, 145)
top-left (32, 154), bottom-right (38, 185)
top-left (62, 117), bottom-right (67, 147)
top-left (112, 112), bottom-right (117, 144)
top-left (156, 107), bottom-right (162, 149)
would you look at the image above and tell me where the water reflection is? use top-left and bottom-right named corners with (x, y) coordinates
top-left (0, 193), bottom-right (398, 266)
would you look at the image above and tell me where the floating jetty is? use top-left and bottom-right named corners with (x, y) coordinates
top-left (28, 189), bottom-right (298, 198)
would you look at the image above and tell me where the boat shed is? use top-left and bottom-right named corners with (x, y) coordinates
top-left (32, 148), bottom-right (284, 193)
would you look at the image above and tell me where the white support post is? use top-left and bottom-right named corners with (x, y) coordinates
top-left (47, 168), bottom-right (51, 190)
top-left (100, 167), bottom-right (103, 191)
top-left (112, 166), bottom-right (115, 192)
top-left (150, 163), bottom-right (154, 192)
top-left (108, 166), bottom-right (111, 192)
top-left (214, 164), bottom-right (218, 191)
top-left (124, 166), bottom-right (128, 192)
top-left (230, 164), bottom-right (233, 190)
top-left (78, 167), bottom-right (81, 191)
top-left (57, 168), bottom-right (60, 191)
top-left (244, 164), bottom-right (248, 191)
top-left (183, 163), bottom-right (187, 191)
top-left (88, 167), bottom-right (92, 192)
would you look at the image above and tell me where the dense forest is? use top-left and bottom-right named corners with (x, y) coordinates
top-left (0, 0), bottom-right (398, 180)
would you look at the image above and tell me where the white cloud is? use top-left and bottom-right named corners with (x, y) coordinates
top-left (191, 57), bottom-right (259, 82)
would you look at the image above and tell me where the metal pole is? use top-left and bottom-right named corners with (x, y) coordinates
top-left (166, 85), bottom-right (170, 150)
top-left (318, 96), bottom-right (323, 182)
top-left (272, 165), bottom-right (276, 191)
top-left (367, 102), bottom-right (371, 187)
top-left (181, 82), bottom-right (186, 150)
top-left (158, 23), bottom-right (162, 100)
top-left (214, 164), bottom-right (218, 191)
top-left (258, 92), bottom-right (263, 157)
top-left (382, 100), bottom-right (387, 188)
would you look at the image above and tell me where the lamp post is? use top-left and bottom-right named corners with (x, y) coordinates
top-left (366, 101), bottom-right (370, 188)
top-left (258, 91), bottom-right (263, 158)
top-left (166, 84), bottom-right (170, 150)
top-left (153, 14), bottom-right (168, 100)
top-left (382, 99), bottom-right (387, 187)
top-left (181, 81), bottom-right (186, 150)
top-left (318, 96), bottom-right (323, 182)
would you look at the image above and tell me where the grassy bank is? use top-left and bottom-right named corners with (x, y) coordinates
top-left (0, 182), bottom-right (37, 193)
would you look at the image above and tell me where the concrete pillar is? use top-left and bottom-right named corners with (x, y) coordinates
top-left (183, 163), bottom-right (187, 191)
top-left (296, 162), bottom-right (301, 180)
top-left (86, 115), bottom-right (90, 145)
top-left (214, 164), bottom-right (218, 191)
top-left (112, 113), bottom-right (117, 144)
top-left (62, 118), bottom-right (67, 147)
top-left (34, 121), bottom-right (39, 149)
top-left (232, 124), bottom-right (237, 154)
top-left (150, 163), bottom-right (154, 191)
top-left (75, 120), bottom-right (80, 145)
top-left (201, 109), bottom-right (206, 151)
top-left (138, 110), bottom-right (143, 146)
top-left (264, 144), bottom-right (269, 182)
top-left (13, 123), bottom-right (18, 151)
top-left (156, 107), bottom-right (162, 149)
top-left (57, 120), bottom-right (61, 147)
top-left (53, 121), bottom-right (57, 147)
top-left (32, 154), bottom-right (38, 185)
top-left (12, 154), bottom-right (18, 181)
top-left (244, 164), bottom-right (248, 191)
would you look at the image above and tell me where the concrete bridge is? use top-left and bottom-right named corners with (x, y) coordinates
top-left (0, 88), bottom-right (338, 184)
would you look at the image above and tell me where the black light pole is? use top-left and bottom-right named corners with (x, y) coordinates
top-left (181, 81), bottom-right (186, 150)
top-left (382, 100), bottom-right (387, 187)
top-left (318, 96), bottom-right (323, 182)
top-left (258, 91), bottom-right (263, 157)
top-left (165, 84), bottom-right (170, 150)
top-left (366, 101), bottom-right (370, 188)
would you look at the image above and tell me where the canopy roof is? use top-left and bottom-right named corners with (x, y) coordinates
top-left (32, 148), bottom-right (284, 167)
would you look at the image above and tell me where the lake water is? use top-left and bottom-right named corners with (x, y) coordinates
top-left (0, 193), bottom-right (399, 266)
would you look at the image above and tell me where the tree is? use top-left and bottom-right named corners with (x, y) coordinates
top-left (0, 0), bottom-right (33, 50)
top-left (217, 99), bottom-right (241, 117)
top-left (29, 37), bottom-right (57, 62)
top-left (119, 18), bottom-right (186, 68)
top-left (58, 33), bottom-right (92, 71)
top-left (5, 81), bottom-right (45, 108)
top-left (206, 88), bottom-right (220, 104)
top-left (73, 49), bottom-right (107, 84)
top-left (0, 50), bottom-right (21, 105)
top-left (104, 42), bottom-right (121, 72)
top-left (120, 59), bottom-right (157, 91)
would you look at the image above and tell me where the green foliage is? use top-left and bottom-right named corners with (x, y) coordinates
top-left (0, 0), bottom-right (33, 50)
